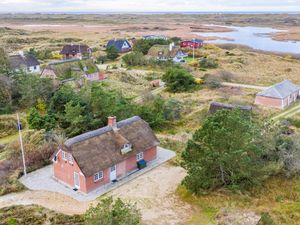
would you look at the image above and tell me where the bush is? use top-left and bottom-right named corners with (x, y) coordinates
top-left (106, 46), bottom-right (119, 60)
top-left (85, 197), bottom-right (141, 225)
top-left (133, 39), bottom-right (169, 55)
top-left (205, 76), bottom-right (222, 89)
top-left (182, 110), bottom-right (266, 193)
top-left (162, 67), bottom-right (196, 92)
top-left (122, 52), bottom-right (147, 66)
top-left (217, 70), bottom-right (234, 82)
top-left (199, 57), bottom-right (218, 69)
top-left (259, 212), bottom-right (274, 225)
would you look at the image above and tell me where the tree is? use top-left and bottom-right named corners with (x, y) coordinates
top-left (0, 75), bottom-right (13, 114)
top-left (163, 98), bottom-right (182, 121)
top-left (0, 47), bottom-right (10, 75)
top-left (182, 110), bottom-right (265, 194)
top-left (63, 101), bottom-right (94, 137)
top-left (106, 46), bottom-right (119, 60)
top-left (122, 52), bottom-right (147, 66)
top-left (15, 74), bottom-right (55, 108)
top-left (162, 67), bottom-right (196, 92)
top-left (133, 39), bottom-right (169, 55)
top-left (199, 57), bottom-right (218, 69)
top-left (85, 197), bottom-right (141, 225)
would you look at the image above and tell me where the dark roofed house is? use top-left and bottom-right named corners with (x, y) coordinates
top-left (9, 52), bottom-right (40, 73)
top-left (209, 102), bottom-right (253, 114)
top-left (255, 80), bottom-right (300, 109)
top-left (60, 44), bottom-right (91, 59)
top-left (52, 116), bottom-right (159, 193)
top-left (106, 39), bottom-right (132, 53)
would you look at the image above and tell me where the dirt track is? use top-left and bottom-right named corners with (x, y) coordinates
top-left (0, 164), bottom-right (192, 225)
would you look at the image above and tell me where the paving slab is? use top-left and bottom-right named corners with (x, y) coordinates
top-left (19, 147), bottom-right (175, 202)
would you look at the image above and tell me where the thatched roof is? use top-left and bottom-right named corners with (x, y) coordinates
top-left (9, 54), bottom-right (39, 70)
top-left (60, 44), bottom-right (90, 55)
top-left (148, 45), bottom-right (180, 58)
top-left (62, 116), bottom-right (160, 177)
top-left (209, 102), bottom-right (252, 114)
top-left (42, 58), bottom-right (98, 79)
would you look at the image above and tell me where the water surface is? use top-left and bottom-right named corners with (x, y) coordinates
top-left (196, 25), bottom-right (300, 54)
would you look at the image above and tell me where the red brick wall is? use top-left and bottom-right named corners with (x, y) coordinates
top-left (54, 146), bottom-right (158, 193)
top-left (255, 91), bottom-right (299, 109)
top-left (84, 168), bottom-right (110, 193)
top-left (255, 96), bottom-right (283, 109)
top-left (53, 150), bottom-right (86, 192)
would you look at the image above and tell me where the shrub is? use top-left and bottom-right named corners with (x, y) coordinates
top-left (122, 52), bottom-right (147, 66)
top-left (205, 76), bottom-right (222, 89)
top-left (199, 57), bottom-right (218, 69)
top-left (182, 110), bottom-right (266, 194)
top-left (259, 212), bottom-right (274, 225)
top-left (106, 46), bottom-right (119, 60)
top-left (217, 70), bottom-right (234, 82)
top-left (85, 197), bottom-right (141, 225)
top-left (162, 67), bottom-right (196, 92)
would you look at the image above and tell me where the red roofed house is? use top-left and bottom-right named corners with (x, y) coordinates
top-left (52, 116), bottom-right (159, 193)
top-left (180, 39), bottom-right (204, 49)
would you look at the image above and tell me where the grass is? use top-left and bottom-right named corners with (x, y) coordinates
top-left (177, 176), bottom-right (300, 225)
top-left (0, 205), bottom-right (85, 225)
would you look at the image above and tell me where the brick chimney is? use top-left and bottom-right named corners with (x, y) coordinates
top-left (108, 116), bottom-right (117, 129)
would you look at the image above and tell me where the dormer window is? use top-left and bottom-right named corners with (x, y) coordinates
top-left (121, 143), bottom-right (132, 155)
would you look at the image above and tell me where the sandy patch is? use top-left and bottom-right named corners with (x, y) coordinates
top-left (0, 164), bottom-right (191, 225)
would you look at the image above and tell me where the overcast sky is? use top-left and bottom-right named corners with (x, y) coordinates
top-left (0, 0), bottom-right (300, 13)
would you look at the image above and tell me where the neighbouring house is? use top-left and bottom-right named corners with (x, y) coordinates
top-left (106, 39), bottom-right (132, 53)
top-left (255, 80), bottom-right (300, 109)
top-left (60, 44), bottom-right (92, 59)
top-left (9, 51), bottom-right (40, 73)
top-left (40, 58), bottom-right (104, 81)
top-left (180, 39), bottom-right (204, 49)
top-left (147, 43), bottom-right (188, 63)
top-left (52, 116), bottom-right (159, 193)
top-left (209, 102), bottom-right (253, 114)
top-left (143, 35), bottom-right (168, 40)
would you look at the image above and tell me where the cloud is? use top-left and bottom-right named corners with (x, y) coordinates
top-left (0, 0), bottom-right (300, 12)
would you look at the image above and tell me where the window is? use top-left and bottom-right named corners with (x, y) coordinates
top-left (94, 171), bottom-right (103, 182)
top-left (62, 151), bottom-right (67, 161)
top-left (136, 152), bottom-right (144, 162)
top-left (121, 143), bottom-right (132, 155)
top-left (67, 154), bottom-right (73, 164)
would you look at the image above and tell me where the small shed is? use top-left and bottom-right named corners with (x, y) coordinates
top-left (209, 102), bottom-right (253, 114)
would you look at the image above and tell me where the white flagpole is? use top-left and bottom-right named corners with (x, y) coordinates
top-left (17, 113), bottom-right (27, 176)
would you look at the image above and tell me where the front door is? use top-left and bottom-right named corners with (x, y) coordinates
top-left (110, 165), bottom-right (117, 181)
top-left (74, 172), bottom-right (80, 189)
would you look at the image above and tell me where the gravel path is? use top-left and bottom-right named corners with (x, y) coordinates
top-left (0, 164), bottom-right (192, 225)
top-left (222, 82), bottom-right (267, 90)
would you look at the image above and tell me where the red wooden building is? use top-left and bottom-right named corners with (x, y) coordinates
top-left (52, 116), bottom-right (159, 193)
top-left (180, 39), bottom-right (204, 49)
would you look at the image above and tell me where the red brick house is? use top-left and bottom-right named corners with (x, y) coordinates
top-left (255, 80), bottom-right (300, 109)
top-left (52, 116), bottom-right (159, 193)
top-left (60, 44), bottom-right (91, 59)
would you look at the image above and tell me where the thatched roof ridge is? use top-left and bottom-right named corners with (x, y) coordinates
top-left (63, 116), bottom-right (160, 177)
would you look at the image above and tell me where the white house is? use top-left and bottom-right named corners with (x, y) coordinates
top-left (9, 51), bottom-right (40, 73)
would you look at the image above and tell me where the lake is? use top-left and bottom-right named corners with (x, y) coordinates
top-left (196, 25), bottom-right (300, 54)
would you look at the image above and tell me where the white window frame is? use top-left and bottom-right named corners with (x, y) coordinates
top-left (136, 152), bottom-right (144, 162)
top-left (94, 171), bottom-right (104, 182)
top-left (62, 151), bottom-right (67, 161)
top-left (67, 154), bottom-right (73, 164)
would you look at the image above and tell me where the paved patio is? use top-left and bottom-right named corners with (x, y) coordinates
top-left (19, 147), bottom-right (175, 202)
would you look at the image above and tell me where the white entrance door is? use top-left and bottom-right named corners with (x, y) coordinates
top-left (110, 165), bottom-right (117, 181)
top-left (74, 172), bottom-right (80, 189)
